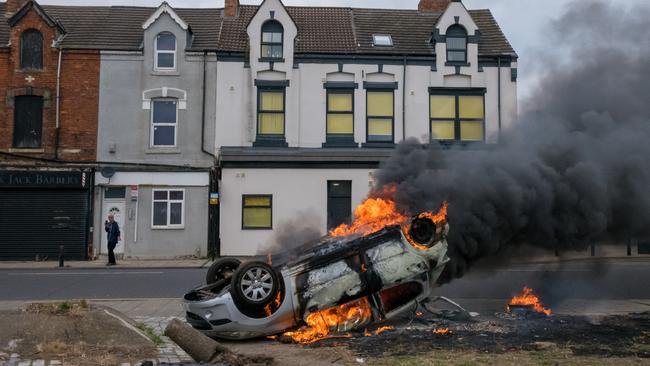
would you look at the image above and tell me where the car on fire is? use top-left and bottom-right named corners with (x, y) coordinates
top-left (183, 213), bottom-right (450, 340)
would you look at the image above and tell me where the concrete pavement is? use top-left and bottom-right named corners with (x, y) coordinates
top-left (0, 258), bottom-right (212, 270)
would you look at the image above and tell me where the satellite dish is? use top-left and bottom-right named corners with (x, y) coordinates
top-left (100, 167), bottom-right (116, 178)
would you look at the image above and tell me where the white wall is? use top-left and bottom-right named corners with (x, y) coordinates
top-left (220, 168), bottom-right (375, 256)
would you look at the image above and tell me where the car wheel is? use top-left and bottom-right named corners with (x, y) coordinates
top-left (231, 261), bottom-right (279, 310)
top-left (408, 217), bottom-right (438, 248)
top-left (206, 258), bottom-right (241, 285)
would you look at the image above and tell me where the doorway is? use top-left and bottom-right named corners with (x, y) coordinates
top-left (327, 181), bottom-right (352, 231)
top-left (101, 187), bottom-right (126, 256)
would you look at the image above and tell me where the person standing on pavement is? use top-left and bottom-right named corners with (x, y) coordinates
top-left (105, 214), bottom-right (121, 266)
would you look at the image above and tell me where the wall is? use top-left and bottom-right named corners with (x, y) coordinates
top-left (215, 61), bottom-right (518, 148)
top-left (220, 168), bottom-right (375, 256)
top-left (97, 13), bottom-right (216, 167)
top-left (0, 7), bottom-right (100, 161)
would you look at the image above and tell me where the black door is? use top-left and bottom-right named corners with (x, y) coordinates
top-left (0, 189), bottom-right (88, 261)
top-left (13, 95), bottom-right (43, 148)
top-left (327, 181), bottom-right (352, 230)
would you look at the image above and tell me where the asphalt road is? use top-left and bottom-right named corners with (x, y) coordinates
top-left (0, 261), bottom-right (647, 303)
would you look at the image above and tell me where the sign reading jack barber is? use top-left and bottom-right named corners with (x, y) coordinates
top-left (0, 171), bottom-right (87, 188)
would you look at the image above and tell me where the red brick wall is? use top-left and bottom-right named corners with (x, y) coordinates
top-left (0, 6), bottom-right (99, 162)
top-left (418, 0), bottom-right (451, 13)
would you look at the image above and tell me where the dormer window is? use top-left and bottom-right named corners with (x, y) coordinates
top-left (261, 20), bottom-right (283, 59)
top-left (155, 32), bottom-right (176, 71)
top-left (20, 29), bottom-right (43, 70)
top-left (372, 34), bottom-right (393, 47)
top-left (446, 25), bottom-right (467, 63)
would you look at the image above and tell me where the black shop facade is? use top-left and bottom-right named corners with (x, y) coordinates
top-left (0, 169), bottom-right (93, 261)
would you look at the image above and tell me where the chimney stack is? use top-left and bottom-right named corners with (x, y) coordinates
top-left (418, 0), bottom-right (452, 13)
top-left (5, 0), bottom-right (29, 17)
top-left (224, 0), bottom-right (239, 18)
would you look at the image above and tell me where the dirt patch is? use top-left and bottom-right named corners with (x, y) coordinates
top-left (0, 302), bottom-right (157, 365)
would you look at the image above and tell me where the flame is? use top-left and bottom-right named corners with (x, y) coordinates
top-left (329, 185), bottom-right (448, 245)
top-left (263, 291), bottom-right (282, 317)
top-left (283, 297), bottom-right (373, 344)
top-left (508, 287), bottom-right (552, 316)
top-left (374, 325), bottom-right (395, 335)
top-left (432, 328), bottom-right (450, 334)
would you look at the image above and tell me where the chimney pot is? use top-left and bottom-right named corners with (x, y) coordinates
top-left (224, 0), bottom-right (239, 18)
top-left (418, 0), bottom-right (452, 13)
top-left (5, 0), bottom-right (29, 17)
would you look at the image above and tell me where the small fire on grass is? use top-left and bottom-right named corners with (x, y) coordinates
top-left (507, 286), bottom-right (552, 316)
top-left (283, 298), bottom-right (372, 344)
top-left (432, 328), bottom-right (450, 335)
top-left (364, 325), bottom-right (395, 337)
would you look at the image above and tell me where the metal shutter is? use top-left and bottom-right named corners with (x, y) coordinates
top-left (0, 189), bottom-right (88, 261)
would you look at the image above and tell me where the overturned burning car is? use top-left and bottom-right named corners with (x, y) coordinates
top-left (183, 204), bottom-right (450, 341)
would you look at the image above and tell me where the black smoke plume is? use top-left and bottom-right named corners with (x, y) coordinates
top-left (374, 1), bottom-right (650, 282)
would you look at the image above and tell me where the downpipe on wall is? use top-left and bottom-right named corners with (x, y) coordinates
top-left (54, 47), bottom-right (62, 160)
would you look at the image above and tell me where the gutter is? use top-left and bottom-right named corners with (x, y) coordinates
top-left (201, 51), bottom-right (215, 158)
top-left (54, 48), bottom-right (62, 159)
top-left (402, 55), bottom-right (407, 142)
top-left (497, 56), bottom-right (502, 141)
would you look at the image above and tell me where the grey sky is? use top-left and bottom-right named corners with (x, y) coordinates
top-left (36, 0), bottom-right (646, 99)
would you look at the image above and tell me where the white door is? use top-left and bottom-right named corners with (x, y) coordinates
top-left (101, 199), bottom-right (126, 255)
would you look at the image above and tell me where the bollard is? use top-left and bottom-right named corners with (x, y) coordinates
top-left (59, 245), bottom-right (64, 267)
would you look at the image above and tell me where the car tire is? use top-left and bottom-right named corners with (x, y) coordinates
top-left (230, 261), bottom-right (279, 311)
top-left (206, 258), bottom-right (242, 285)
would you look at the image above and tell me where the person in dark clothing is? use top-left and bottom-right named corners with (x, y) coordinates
top-left (105, 214), bottom-right (121, 266)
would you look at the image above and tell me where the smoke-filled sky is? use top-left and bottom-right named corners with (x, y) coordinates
top-left (375, 0), bottom-right (650, 283)
top-left (34, 0), bottom-right (647, 99)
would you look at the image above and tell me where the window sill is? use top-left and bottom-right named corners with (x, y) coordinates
top-left (431, 140), bottom-right (487, 148)
top-left (152, 70), bottom-right (180, 76)
top-left (253, 136), bottom-right (288, 148)
top-left (16, 68), bottom-right (45, 73)
top-left (445, 62), bottom-right (471, 67)
top-left (259, 57), bottom-right (285, 63)
top-left (322, 138), bottom-right (358, 148)
top-left (152, 226), bottom-right (185, 230)
top-left (361, 142), bottom-right (395, 148)
top-left (8, 148), bottom-right (45, 153)
top-left (145, 147), bottom-right (181, 154)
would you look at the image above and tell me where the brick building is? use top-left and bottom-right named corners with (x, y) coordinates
top-left (0, 0), bottom-right (99, 260)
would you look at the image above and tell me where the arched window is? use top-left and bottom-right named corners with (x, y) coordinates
top-left (446, 25), bottom-right (467, 63)
top-left (155, 32), bottom-right (176, 70)
top-left (261, 20), bottom-right (283, 59)
top-left (20, 29), bottom-right (43, 70)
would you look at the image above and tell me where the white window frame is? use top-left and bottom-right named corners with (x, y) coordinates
top-left (151, 188), bottom-right (185, 229)
top-left (372, 34), bottom-right (393, 47)
top-left (154, 32), bottom-right (177, 71)
top-left (150, 98), bottom-right (178, 148)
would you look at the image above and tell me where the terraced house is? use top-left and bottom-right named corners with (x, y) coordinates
top-left (0, 0), bottom-right (517, 260)
top-left (214, 0), bottom-right (517, 256)
top-left (0, 0), bottom-right (100, 261)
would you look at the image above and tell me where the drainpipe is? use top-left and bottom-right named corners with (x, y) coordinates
top-left (54, 48), bottom-right (63, 159)
top-left (201, 50), bottom-right (215, 158)
top-left (497, 56), bottom-right (502, 141)
top-left (402, 55), bottom-right (407, 142)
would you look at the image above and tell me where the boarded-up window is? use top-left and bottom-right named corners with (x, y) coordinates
top-left (13, 96), bottom-right (43, 148)
top-left (430, 91), bottom-right (485, 143)
top-left (242, 195), bottom-right (272, 229)
top-left (327, 91), bottom-right (354, 136)
top-left (367, 91), bottom-right (394, 143)
top-left (257, 89), bottom-right (285, 135)
top-left (20, 29), bottom-right (43, 70)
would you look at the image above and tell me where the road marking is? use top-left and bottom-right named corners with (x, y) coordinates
top-left (7, 271), bottom-right (164, 276)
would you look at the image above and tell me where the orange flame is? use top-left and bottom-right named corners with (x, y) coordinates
top-left (374, 325), bottom-right (395, 335)
top-left (263, 291), bottom-right (282, 317)
top-left (329, 185), bottom-right (448, 243)
top-left (283, 297), bottom-right (373, 344)
top-left (508, 287), bottom-right (552, 316)
top-left (432, 328), bottom-right (450, 334)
